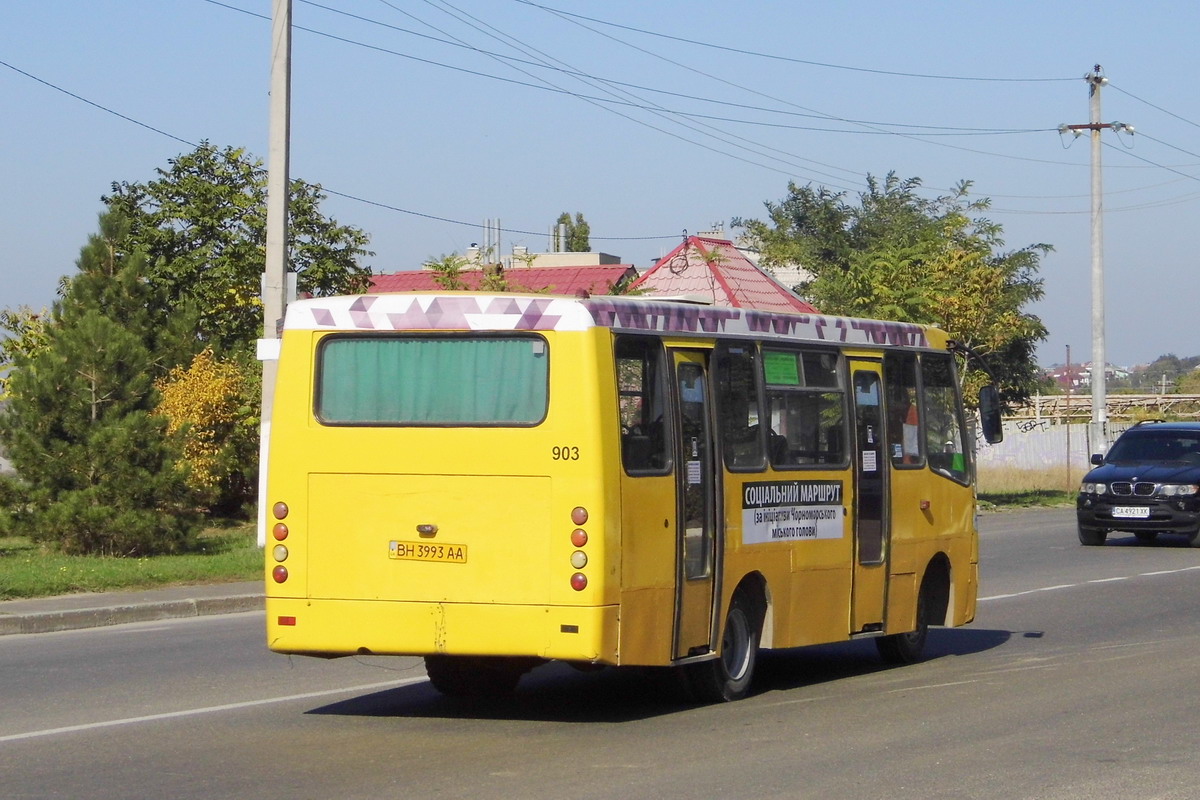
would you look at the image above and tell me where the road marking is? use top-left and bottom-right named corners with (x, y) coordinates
top-left (980, 564), bottom-right (1200, 602)
top-left (0, 677), bottom-right (427, 744)
top-left (885, 679), bottom-right (978, 694)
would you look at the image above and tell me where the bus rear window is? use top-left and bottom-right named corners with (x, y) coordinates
top-left (316, 335), bottom-right (549, 425)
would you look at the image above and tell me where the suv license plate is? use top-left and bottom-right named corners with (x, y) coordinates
top-left (1112, 506), bottom-right (1151, 519)
top-left (389, 541), bottom-right (468, 563)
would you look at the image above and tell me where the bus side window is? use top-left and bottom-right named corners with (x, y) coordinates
top-left (763, 349), bottom-right (847, 469)
top-left (884, 352), bottom-right (924, 468)
top-left (715, 343), bottom-right (765, 471)
top-left (616, 336), bottom-right (671, 475)
top-left (920, 353), bottom-right (968, 483)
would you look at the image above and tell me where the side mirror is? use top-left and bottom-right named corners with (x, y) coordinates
top-left (979, 385), bottom-right (1003, 444)
top-left (1091, 453), bottom-right (1104, 466)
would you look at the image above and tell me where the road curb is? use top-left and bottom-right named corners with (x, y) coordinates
top-left (0, 594), bottom-right (263, 636)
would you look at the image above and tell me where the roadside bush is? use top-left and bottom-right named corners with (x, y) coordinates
top-left (156, 348), bottom-right (259, 516)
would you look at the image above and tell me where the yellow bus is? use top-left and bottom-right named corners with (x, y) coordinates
top-left (264, 292), bottom-right (1002, 701)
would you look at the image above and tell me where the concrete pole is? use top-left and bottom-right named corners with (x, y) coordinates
top-left (257, 0), bottom-right (292, 547)
top-left (1087, 68), bottom-right (1107, 454)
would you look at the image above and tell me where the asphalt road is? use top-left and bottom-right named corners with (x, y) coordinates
top-left (3, 508), bottom-right (1199, 800)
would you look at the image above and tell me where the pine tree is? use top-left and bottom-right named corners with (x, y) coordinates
top-left (0, 212), bottom-right (201, 555)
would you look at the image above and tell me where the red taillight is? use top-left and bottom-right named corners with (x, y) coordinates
top-left (570, 572), bottom-right (587, 591)
top-left (272, 522), bottom-right (289, 541)
top-left (273, 502), bottom-right (289, 520)
top-left (571, 506), bottom-right (588, 525)
top-left (571, 528), bottom-right (587, 547)
top-left (278, 616), bottom-right (296, 626)
top-left (272, 565), bottom-right (288, 583)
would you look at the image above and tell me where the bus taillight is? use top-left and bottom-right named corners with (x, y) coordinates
top-left (272, 523), bottom-right (289, 541)
top-left (571, 506), bottom-right (588, 525)
top-left (571, 528), bottom-right (587, 547)
top-left (570, 573), bottom-right (587, 591)
top-left (272, 565), bottom-right (288, 583)
top-left (273, 502), bottom-right (289, 520)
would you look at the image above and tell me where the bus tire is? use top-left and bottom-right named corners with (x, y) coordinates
top-left (876, 579), bottom-right (931, 665)
top-left (686, 594), bottom-right (760, 703)
top-left (423, 655), bottom-right (526, 697)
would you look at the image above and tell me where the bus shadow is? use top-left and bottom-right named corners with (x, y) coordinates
top-left (306, 662), bottom-right (692, 723)
top-left (306, 628), bottom-right (1012, 723)
top-left (753, 627), bottom-right (1012, 692)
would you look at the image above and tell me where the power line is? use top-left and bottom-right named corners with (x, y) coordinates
top-left (205, 0), bottom-right (1090, 180)
top-left (511, 0), bottom-right (1078, 83)
top-left (0, 56), bottom-right (677, 243)
top-left (0, 58), bottom-right (194, 146)
top-left (1108, 82), bottom-right (1200, 129)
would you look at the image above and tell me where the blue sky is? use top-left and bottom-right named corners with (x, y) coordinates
top-left (2, 1), bottom-right (1197, 367)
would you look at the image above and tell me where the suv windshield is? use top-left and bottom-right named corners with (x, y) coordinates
top-left (1106, 430), bottom-right (1200, 464)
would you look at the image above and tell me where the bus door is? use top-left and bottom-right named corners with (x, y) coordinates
top-left (849, 361), bottom-right (889, 633)
top-left (671, 350), bottom-right (719, 659)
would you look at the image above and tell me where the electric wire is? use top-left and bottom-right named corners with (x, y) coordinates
top-left (510, 0), bottom-right (1079, 83)
top-left (0, 57), bottom-right (677, 243)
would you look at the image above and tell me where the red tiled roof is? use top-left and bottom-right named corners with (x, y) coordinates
top-left (630, 237), bottom-right (817, 314)
top-left (370, 265), bottom-right (637, 296)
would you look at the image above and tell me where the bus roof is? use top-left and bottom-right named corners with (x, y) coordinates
top-left (283, 292), bottom-right (938, 350)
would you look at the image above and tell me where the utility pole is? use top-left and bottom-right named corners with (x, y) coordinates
top-left (257, 0), bottom-right (292, 546)
top-left (1058, 65), bottom-right (1133, 455)
top-left (1066, 344), bottom-right (1072, 491)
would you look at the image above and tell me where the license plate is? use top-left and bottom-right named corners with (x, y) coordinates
top-left (389, 541), bottom-right (468, 563)
top-left (1112, 506), bottom-right (1151, 519)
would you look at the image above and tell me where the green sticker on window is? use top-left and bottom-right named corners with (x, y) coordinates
top-left (764, 351), bottom-right (800, 385)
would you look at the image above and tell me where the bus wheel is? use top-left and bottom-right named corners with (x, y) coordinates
top-left (686, 594), bottom-right (760, 703)
top-left (876, 582), bottom-right (930, 665)
top-left (423, 655), bottom-right (526, 697)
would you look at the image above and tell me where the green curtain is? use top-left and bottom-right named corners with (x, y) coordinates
top-left (318, 337), bottom-right (548, 424)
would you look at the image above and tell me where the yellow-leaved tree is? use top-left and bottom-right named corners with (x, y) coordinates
top-left (156, 348), bottom-right (260, 515)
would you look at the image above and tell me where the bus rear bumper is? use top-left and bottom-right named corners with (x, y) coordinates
top-left (266, 597), bottom-right (619, 664)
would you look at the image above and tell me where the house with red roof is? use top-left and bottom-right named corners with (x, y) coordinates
top-left (370, 251), bottom-right (637, 297)
top-left (630, 236), bottom-right (817, 313)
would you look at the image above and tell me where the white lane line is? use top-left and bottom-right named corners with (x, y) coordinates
top-left (0, 677), bottom-right (427, 744)
top-left (1142, 566), bottom-right (1200, 576)
top-left (885, 679), bottom-right (979, 694)
top-left (980, 564), bottom-right (1200, 603)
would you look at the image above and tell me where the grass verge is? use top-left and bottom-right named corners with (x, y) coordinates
top-left (977, 489), bottom-right (1075, 511)
top-left (0, 521), bottom-right (261, 601)
top-left (0, 484), bottom-right (1075, 600)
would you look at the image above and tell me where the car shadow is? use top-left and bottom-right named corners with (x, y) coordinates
top-left (1104, 532), bottom-right (1198, 547)
top-left (305, 627), bottom-right (1012, 723)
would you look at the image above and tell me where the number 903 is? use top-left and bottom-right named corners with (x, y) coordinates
top-left (552, 445), bottom-right (580, 461)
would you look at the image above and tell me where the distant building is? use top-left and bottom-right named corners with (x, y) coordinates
top-left (692, 224), bottom-right (814, 292)
top-left (371, 247), bottom-right (637, 297)
top-left (630, 235), bottom-right (817, 314)
top-left (1045, 362), bottom-right (1129, 389)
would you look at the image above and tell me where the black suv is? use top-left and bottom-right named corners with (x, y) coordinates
top-left (1077, 421), bottom-right (1200, 546)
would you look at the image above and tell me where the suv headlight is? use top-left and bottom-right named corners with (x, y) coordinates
top-left (1081, 482), bottom-right (1107, 495)
top-left (1158, 483), bottom-right (1199, 497)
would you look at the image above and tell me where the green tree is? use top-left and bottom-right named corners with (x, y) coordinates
top-left (554, 212), bottom-right (591, 252)
top-left (0, 305), bottom-right (53, 399)
top-left (0, 212), bottom-right (201, 555)
top-left (102, 141), bottom-right (373, 354)
top-left (423, 253), bottom-right (472, 290)
top-left (736, 174), bottom-right (1049, 405)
